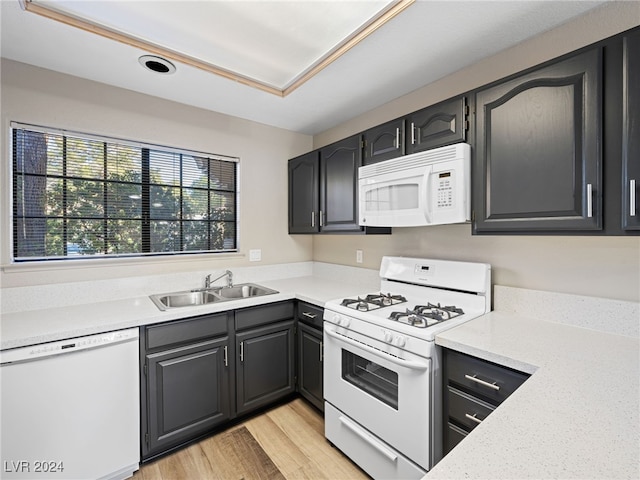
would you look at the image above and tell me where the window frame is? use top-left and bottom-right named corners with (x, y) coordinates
top-left (9, 122), bottom-right (240, 263)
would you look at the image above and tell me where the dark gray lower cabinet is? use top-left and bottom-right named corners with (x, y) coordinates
top-left (296, 301), bottom-right (324, 411)
top-left (146, 338), bottom-right (231, 456)
top-left (443, 349), bottom-right (529, 455)
top-left (141, 312), bottom-right (232, 460)
top-left (236, 320), bottom-right (295, 415)
top-left (297, 322), bottom-right (323, 411)
top-left (141, 301), bottom-right (296, 461)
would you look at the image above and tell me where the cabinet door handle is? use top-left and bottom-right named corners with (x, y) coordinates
top-left (586, 183), bottom-right (593, 218)
top-left (320, 341), bottom-right (323, 362)
top-left (319, 210), bottom-right (324, 227)
top-left (302, 312), bottom-right (317, 319)
top-left (395, 127), bottom-right (400, 149)
top-left (411, 122), bottom-right (416, 145)
top-left (465, 413), bottom-right (483, 424)
top-left (311, 211), bottom-right (315, 228)
top-left (240, 341), bottom-right (244, 362)
top-left (223, 345), bottom-right (228, 367)
top-left (464, 374), bottom-right (500, 391)
top-left (630, 179), bottom-right (637, 217)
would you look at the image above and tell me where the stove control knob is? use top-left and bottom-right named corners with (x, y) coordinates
top-left (340, 317), bottom-right (351, 328)
top-left (394, 335), bottom-right (407, 347)
top-left (383, 330), bottom-right (393, 343)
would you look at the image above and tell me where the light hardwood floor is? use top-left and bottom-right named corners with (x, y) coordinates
top-left (133, 399), bottom-right (370, 480)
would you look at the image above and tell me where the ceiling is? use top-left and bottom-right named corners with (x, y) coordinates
top-left (1, 0), bottom-right (609, 135)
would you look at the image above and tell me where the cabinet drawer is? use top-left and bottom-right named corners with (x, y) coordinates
top-left (296, 302), bottom-right (323, 329)
top-left (145, 313), bottom-right (228, 350)
top-left (446, 350), bottom-right (529, 405)
top-left (445, 422), bottom-right (468, 453)
top-left (447, 387), bottom-right (494, 432)
top-left (235, 301), bottom-right (294, 330)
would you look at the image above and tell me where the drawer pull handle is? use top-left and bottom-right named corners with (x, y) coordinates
top-left (302, 312), bottom-right (317, 319)
top-left (465, 413), bottom-right (483, 424)
top-left (464, 374), bottom-right (500, 391)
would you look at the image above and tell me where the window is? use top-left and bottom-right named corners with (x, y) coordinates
top-left (11, 123), bottom-right (238, 261)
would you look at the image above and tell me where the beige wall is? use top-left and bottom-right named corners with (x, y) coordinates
top-left (312, 2), bottom-right (640, 303)
top-left (0, 60), bottom-right (313, 288)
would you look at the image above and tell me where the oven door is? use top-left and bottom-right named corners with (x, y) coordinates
top-left (323, 324), bottom-right (433, 472)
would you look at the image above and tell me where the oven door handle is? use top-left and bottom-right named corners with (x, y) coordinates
top-left (325, 328), bottom-right (429, 371)
top-left (338, 415), bottom-right (398, 463)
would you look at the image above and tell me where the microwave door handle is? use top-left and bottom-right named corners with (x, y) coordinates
top-left (324, 328), bottom-right (429, 371)
top-left (422, 166), bottom-right (433, 224)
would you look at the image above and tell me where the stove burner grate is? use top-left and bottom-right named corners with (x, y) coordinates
top-left (340, 293), bottom-right (407, 311)
top-left (388, 303), bottom-right (465, 328)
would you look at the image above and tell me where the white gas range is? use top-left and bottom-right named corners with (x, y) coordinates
top-left (323, 256), bottom-right (491, 479)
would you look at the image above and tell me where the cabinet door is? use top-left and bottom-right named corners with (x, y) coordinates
top-left (145, 337), bottom-right (230, 457)
top-left (623, 30), bottom-right (640, 230)
top-left (474, 48), bottom-right (602, 232)
top-left (362, 118), bottom-right (404, 165)
top-left (406, 97), bottom-right (467, 154)
top-left (236, 320), bottom-right (295, 415)
top-left (297, 322), bottom-right (323, 411)
top-left (320, 135), bottom-right (362, 232)
top-left (289, 151), bottom-right (319, 233)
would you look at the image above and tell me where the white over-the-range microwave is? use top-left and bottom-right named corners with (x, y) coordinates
top-left (358, 143), bottom-right (471, 227)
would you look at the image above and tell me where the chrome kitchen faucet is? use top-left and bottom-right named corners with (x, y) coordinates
top-left (205, 270), bottom-right (233, 289)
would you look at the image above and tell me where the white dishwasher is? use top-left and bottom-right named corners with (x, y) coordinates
top-left (0, 328), bottom-right (140, 480)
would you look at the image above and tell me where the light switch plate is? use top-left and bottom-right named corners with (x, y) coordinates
top-left (249, 249), bottom-right (262, 262)
top-left (356, 249), bottom-right (363, 264)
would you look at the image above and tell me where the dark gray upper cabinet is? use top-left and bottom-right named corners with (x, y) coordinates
top-left (406, 97), bottom-right (468, 155)
top-left (362, 118), bottom-right (405, 165)
top-left (288, 136), bottom-right (389, 234)
top-left (473, 47), bottom-right (603, 233)
top-left (623, 30), bottom-right (640, 230)
top-left (288, 151), bottom-right (319, 233)
top-left (319, 135), bottom-right (362, 232)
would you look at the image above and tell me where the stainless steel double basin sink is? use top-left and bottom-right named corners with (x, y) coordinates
top-left (150, 283), bottom-right (278, 311)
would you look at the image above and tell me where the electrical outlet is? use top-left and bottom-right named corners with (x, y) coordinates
top-left (249, 249), bottom-right (262, 262)
top-left (356, 249), bottom-right (363, 264)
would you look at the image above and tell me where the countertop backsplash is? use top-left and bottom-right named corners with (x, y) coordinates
top-left (0, 262), bottom-right (314, 314)
top-left (0, 262), bottom-right (381, 315)
top-left (494, 285), bottom-right (639, 338)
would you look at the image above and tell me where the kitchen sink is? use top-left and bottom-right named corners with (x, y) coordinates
top-left (214, 283), bottom-right (278, 299)
top-left (150, 283), bottom-right (278, 311)
top-left (150, 290), bottom-right (222, 310)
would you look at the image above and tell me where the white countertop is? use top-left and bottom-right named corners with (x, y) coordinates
top-left (0, 275), bottom-right (371, 350)
top-left (429, 311), bottom-right (640, 479)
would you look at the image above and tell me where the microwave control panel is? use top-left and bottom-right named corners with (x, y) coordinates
top-left (436, 171), bottom-right (454, 209)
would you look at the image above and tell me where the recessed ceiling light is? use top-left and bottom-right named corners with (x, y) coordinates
top-left (138, 55), bottom-right (176, 75)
